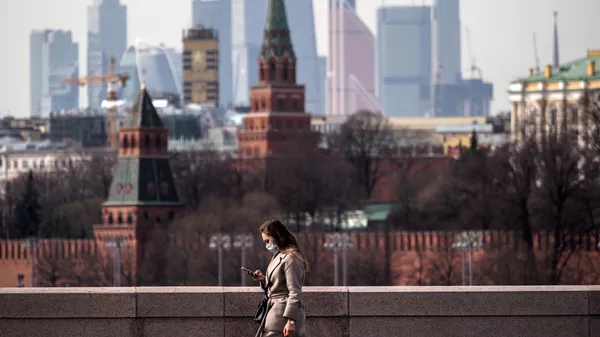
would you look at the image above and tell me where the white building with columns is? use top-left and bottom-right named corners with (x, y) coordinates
top-left (508, 49), bottom-right (600, 141)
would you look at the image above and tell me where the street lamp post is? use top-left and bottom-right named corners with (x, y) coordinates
top-left (210, 233), bottom-right (231, 286)
top-left (451, 231), bottom-right (484, 286)
top-left (234, 234), bottom-right (254, 286)
top-left (323, 233), bottom-right (354, 286)
top-left (23, 237), bottom-right (38, 287)
top-left (106, 237), bottom-right (129, 287)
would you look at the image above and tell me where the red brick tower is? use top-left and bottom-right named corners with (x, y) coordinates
top-left (237, 0), bottom-right (314, 159)
top-left (93, 84), bottom-right (183, 273)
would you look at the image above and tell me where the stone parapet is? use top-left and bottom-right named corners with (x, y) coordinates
top-left (0, 286), bottom-right (598, 337)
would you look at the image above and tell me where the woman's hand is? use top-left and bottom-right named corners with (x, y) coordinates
top-left (252, 270), bottom-right (265, 282)
top-left (283, 321), bottom-right (295, 336)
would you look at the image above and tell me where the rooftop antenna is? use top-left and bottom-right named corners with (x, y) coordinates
top-left (552, 11), bottom-right (560, 68)
top-left (532, 33), bottom-right (541, 73)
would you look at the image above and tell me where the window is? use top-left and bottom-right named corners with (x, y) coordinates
top-left (283, 63), bottom-right (289, 81)
top-left (269, 61), bottom-right (276, 80)
top-left (127, 213), bottom-right (133, 224)
top-left (160, 182), bottom-right (168, 196)
top-left (130, 136), bottom-right (136, 148)
top-left (108, 213), bottom-right (114, 225)
top-left (261, 98), bottom-right (267, 110)
top-left (122, 136), bottom-right (129, 149)
top-left (155, 134), bottom-right (161, 149)
top-left (291, 98), bottom-right (298, 110)
top-left (145, 134), bottom-right (151, 148)
top-left (117, 212), bottom-right (123, 224)
top-left (277, 98), bottom-right (285, 111)
top-left (144, 211), bottom-right (150, 220)
top-left (33, 161), bottom-right (37, 168)
top-left (22, 160), bottom-right (28, 169)
top-left (13, 161), bottom-right (17, 168)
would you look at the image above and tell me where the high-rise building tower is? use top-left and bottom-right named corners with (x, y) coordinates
top-left (87, 0), bottom-right (127, 108)
top-left (431, 0), bottom-right (461, 85)
top-left (30, 30), bottom-right (79, 118)
top-left (182, 27), bottom-right (220, 105)
top-left (328, 0), bottom-right (377, 116)
top-left (237, 0), bottom-right (314, 158)
top-left (377, 6), bottom-right (431, 117)
top-left (192, 0), bottom-right (233, 108)
top-left (95, 85), bottom-right (183, 273)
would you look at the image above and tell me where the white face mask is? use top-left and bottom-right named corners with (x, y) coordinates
top-left (265, 242), bottom-right (278, 253)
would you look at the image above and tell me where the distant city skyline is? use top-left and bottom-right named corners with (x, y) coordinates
top-left (0, 0), bottom-right (598, 117)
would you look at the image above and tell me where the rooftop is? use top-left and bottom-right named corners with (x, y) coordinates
top-left (513, 49), bottom-right (600, 84)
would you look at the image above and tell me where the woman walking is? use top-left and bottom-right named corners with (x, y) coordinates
top-left (252, 219), bottom-right (308, 337)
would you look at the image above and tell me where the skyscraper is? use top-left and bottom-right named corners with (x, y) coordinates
top-left (30, 30), bottom-right (79, 118)
top-left (232, 0), bottom-right (321, 114)
top-left (330, 0), bottom-right (355, 9)
top-left (431, 0), bottom-right (461, 85)
top-left (328, 0), bottom-right (377, 116)
top-left (192, 0), bottom-right (232, 108)
top-left (87, 0), bottom-right (127, 108)
top-left (377, 6), bottom-right (431, 117)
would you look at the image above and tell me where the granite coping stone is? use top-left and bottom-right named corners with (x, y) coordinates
top-left (0, 286), bottom-right (596, 320)
top-left (589, 285), bottom-right (600, 315)
top-left (0, 287), bottom-right (136, 318)
top-left (348, 286), bottom-right (590, 317)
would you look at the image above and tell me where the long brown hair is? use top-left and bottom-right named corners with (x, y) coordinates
top-left (260, 219), bottom-right (309, 272)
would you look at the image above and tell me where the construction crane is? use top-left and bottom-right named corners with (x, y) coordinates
top-left (61, 56), bottom-right (129, 149)
top-left (532, 33), bottom-right (541, 74)
top-left (465, 26), bottom-right (482, 79)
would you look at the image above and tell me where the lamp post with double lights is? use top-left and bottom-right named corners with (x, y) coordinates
top-left (23, 237), bottom-right (38, 287)
top-left (323, 233), bottom-right (355, 286)
top-left (210, 233), bottom-right (231, 286)
top-left (106, 237), bottom-right (128, 287)
top-left (451, 231), bottom-right (483, 286)
top-left (234, 234), bottom-right (254, 286)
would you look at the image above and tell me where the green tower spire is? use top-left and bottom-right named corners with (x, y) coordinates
top-left (261, 0), bottom-right (295, 59)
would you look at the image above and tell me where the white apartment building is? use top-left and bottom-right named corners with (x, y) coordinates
top-left (0, 141), bottom-right (89, 183)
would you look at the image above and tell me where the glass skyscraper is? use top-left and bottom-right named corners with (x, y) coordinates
top-left (377, 6), bottom-right (431, 117)
top-left (30, 30), bottom-right (79, 117)
top-left (118, 40), bottom-right (181, 102)
top-left (328, 1), bottom-right (376, 116)
top-left (87, 0), bottom-right (127, 108)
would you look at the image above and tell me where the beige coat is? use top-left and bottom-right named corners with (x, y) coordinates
top-left (255, 251), bottom-right (306, 337)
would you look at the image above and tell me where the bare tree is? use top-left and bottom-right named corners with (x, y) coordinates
top-left (495, 134), bottom-right (540, 284)
top-left (534, 128), bottom-right (596, 284)
top-left (330, 110), bottom-right (394, 200)
top-left (170, 150), bottom-right (242, 210)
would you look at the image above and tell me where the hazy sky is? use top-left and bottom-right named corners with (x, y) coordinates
top-left (0, 0), bottom-right (598, 117)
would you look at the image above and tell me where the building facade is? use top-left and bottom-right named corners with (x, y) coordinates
top-left (87, 0), bottom-right (127, 108)
top-left (30, 30), bottom-right (79, 118)
top-left (377, 6), bottom-right (431, 117)
top-left (182, 28), bottom-right (219, 106)
top-left (509, 50), bottom-right (600, 141)
top-left (328, 2), bottom-right (377, 117)
top-left (192, 0), bottom-right (233, 108)
top-left (118, 40), bottom-right (180, 102)
top-left (431, 0), bottom-right (461, 85)
top-left (0, 142), bottom-right (91, 183)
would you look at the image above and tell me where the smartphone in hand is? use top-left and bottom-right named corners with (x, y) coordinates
top-left (241, 267), bottom-right (256, 278)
